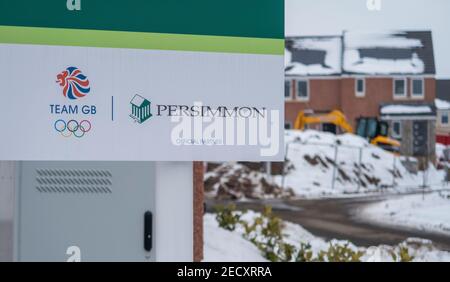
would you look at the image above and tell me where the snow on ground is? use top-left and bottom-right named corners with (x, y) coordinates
top-left (357, 192), bottom-right (450, 236)
top-left (203, 211), bottom-right (330, 262)
top-left (436, 143), bottom-right (446, 161)
top-left (203, 214), bottom-right (267, 262)
top-left (205, 130), bottom-right (446, 200)
top-left (274, 130), bottom-right (445, 198)
top-left (204, 211), bottom-right (450, 262)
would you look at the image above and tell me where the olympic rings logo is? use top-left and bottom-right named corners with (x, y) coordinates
top-left (54, 119), bottom-right (92, 138)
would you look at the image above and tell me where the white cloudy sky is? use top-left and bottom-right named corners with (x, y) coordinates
top-left (286, 0), bottom-right (450, 78)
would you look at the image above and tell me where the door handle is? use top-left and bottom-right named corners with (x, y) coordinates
top-left (144, 211), bottom-right (152, 252)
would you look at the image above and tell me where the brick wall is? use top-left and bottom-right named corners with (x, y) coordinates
top-left (285, 77), bottom-right (436, 128)
top-left (341, 78), bottom-right (390, 128)
top-left (342, 77), bottom-right (435, 127)
top-left (285, 78), bottom-right (341, 126)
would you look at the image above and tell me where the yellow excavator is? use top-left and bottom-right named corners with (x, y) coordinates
top-left (293, 110), bottom-right (401, 153)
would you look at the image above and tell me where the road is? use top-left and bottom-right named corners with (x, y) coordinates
top-left (206, 195), bottom-right (450, 251)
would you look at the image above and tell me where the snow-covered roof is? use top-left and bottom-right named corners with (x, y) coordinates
top-left (342, 31), bottom-right (434, 75)
top-left (285, 36), bottom-right (342, 76)
top-left (380, 104), bottom-right (434, 115)
top-left (344, 31), bottom-right (423, 49)
top-left (435, 99), bottom-right (450, 111)
top-left (285, 31), bottom-right (435, 77)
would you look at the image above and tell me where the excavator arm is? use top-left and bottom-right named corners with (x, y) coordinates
top-left (293, 110), bottom-right (401, 154)
top-left (294, 110), bottom-right (353, 133)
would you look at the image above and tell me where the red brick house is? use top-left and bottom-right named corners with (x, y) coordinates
top-left (285, 31), bottom-right (437, 158)
top-left (285, 35), bottom-right (343, 129)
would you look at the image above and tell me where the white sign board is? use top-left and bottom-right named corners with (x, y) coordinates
top-left (0, 1), bottom-right (284, 161)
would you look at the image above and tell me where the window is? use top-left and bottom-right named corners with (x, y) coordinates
top-left (379, 122), bottom-right (389, 137)
top-left (356, 118), bottom-right (367, 137)
top-left (411, 78), bottom-right (424, 98)
top-left (392, 121), bottom-right (402, 139)
top-left (296, 80), bottom-right (309, 101)
top-left (393, 78), bottom-right (406, 98)
top-left (285, 80), bottom-right (291, 100)
top-left (442, 112), bottom-right (449, 125)
top-left (355, 78), bottom-right (365, 97)
top-left (366, 119), bottom-right (378, 139)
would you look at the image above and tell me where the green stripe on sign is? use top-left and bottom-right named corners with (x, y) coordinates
top-left (0, 0), bottom-right (284, 39)
top-left (0, 26), bottom-right (283, 55)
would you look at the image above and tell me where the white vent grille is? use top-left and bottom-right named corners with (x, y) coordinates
top-left (34, 169), bottom-right (113, 194)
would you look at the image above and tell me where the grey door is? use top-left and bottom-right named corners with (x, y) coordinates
top-left (412, 121), bottom-right (428, 157)
top-left (16, 161), bottom-right (155, 262)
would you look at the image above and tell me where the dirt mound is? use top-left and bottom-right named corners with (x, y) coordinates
top-left (204, 163), bottom-right (294, 200)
